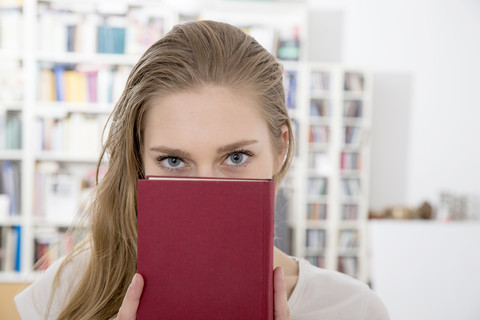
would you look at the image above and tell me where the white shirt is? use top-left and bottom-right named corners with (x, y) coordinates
top-left (15, 251), bottom-right (390, 319)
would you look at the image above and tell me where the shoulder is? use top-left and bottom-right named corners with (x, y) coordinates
top-left (14, 248), bottom-right (91, 320)
top-left (288, 258), bottom-right (390, 320)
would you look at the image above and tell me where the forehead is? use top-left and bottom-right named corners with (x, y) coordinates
top-left (143, 86), bottom-right (270, 146)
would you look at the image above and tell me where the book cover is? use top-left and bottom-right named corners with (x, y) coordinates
top-left (137, 176), bottom-right (274, 320)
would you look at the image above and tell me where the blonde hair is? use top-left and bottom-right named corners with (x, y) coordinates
top-left (51, 20), bottom-right (295, 319)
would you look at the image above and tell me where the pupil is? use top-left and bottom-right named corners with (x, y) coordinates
top-left (168, 157), bottom-right (180, 167)
top-left (231, 153), bottom-right (243, 164)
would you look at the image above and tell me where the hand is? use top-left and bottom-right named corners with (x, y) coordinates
top-left (117, 274), bottom-right (144, 320)
top-left (117, 270), bottom-right (290, 319)
top-left (274, 267), bottom-right (290, 320)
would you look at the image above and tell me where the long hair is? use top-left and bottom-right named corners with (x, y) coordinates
top-left (51, 20), bottom-right (295, 319)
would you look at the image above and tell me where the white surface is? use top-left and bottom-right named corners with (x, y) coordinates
top-left (369, 220), bottom-right (480, 320)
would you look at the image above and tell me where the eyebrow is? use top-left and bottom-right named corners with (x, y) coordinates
top-left (150, 140), bottom-right (259, 158)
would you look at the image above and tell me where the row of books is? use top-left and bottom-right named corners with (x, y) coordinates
top-left (0, 225), bottom-right (21, 272)
top-left (0, 161), bottom-right (20, 216)
top-left (341, 178), bottom-right (361, 197)
top-left (308, 152), bottom-right (332, 175)
top-left (337, 256), bottom-right (357, 277)
top-left (306, 204), bottom-right (359, 221)
top-left (305, 255), bottom-right (325, 268)
top-left (344, 73), bottom-right (364, 92)
top-left (343, 126), bottom-right (363, 145)
top-left (338, 229), bottom-right (358, 251)
top-left (342, 204), bottom-right (359, 220)
top-left (343, 100), bottom-right (363, 118)
top-left (307, 177), bottom-right (328, 196)
top-left (306, 203), bottom-right (327, 220)
top-left (310, 71), bottom-right (330, 91)
top-left (35, 114), bottom-right (107, 155)
top-left (0, 59), bottom-right (23, 102)
top-left (310, 99), bottom-right (330, 117)
top-left (340, 152), bottom-right (361, 170)
top-left (283, 70), bottom-right (297, 110)
top-left (241, 24), bottom-right (301, 61)
top-left (34, 162), bottom-right (106, 223)
top-left (0, 111), bottom-right (22, 150)
top-left (309, 125), bottom-right (329, 144)
top-left (37, 7), bottom-right (165, 55)
top-left (34, 227), bottom-right (74, 270)
top-left (306, 229), bottom-right (326, 250)
top-left (38, 64), bottom-right (130, 104)
top-left (0, 9), bottom-right (22, 51)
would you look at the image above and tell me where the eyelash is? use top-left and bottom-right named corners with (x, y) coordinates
top-left (155, 149), bottom-right (254, 171)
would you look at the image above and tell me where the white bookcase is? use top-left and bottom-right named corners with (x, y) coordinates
top-left (0, 0), bottom-right (372, 284)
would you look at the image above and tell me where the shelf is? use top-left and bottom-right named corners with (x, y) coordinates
top-left (342, 117), bottom-right (364, 126)
top-left (309, 117), bottom-right (331, 125)
top-left (35, 52), bottom-right (141, 65)
top-left (0, 101), bottom-right (23, 111)
top-left (0, 215), bottom-right (23, 226)
top-left (306, 195), bottom-right (328, 203)
top-left (0, 150), bottom-right (23, 160)
top-left (343, 91), bottom-right (366, 100)
top-left (308, 143), bottom-right (329, 151)
top-left (0, 50), bottom-right (22, 60)
top-left (0, 272), bottom-right (36, 284)
top-left (306, 220), bottom-right (328, 229)
top-left (35, 152), bottom-right (100, 163)
top-left (34, 102), bottom-right (114, 115)
top-left (310, 91), bottom-right (331, 99)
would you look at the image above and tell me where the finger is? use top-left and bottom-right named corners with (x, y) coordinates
top-left (118, 273), bottom-right (144, 320)
top-left (273, 267), bottom-right (290, 320)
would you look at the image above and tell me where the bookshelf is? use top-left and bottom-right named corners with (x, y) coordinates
top-left (0, 0), bottom-right (372, 285)
top-left (289, 64), bottom-right (372, 282)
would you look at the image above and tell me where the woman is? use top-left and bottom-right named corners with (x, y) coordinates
top-left (15, 20), bottom-right (389, 319)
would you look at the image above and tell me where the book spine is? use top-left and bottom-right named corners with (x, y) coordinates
top-left (263, 181), bottom-right (274, 320)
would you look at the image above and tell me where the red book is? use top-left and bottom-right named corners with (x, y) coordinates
top-left (137, 176), bottom-right (275, 320)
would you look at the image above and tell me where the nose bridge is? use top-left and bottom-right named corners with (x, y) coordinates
top-left (195, 163), bottom-right (223, 178)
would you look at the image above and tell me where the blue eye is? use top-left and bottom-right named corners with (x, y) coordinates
top-left (161, 157), bottom-right (185, 169)
top-left (224, 150), bottom-right (253, 166)
top-left (229, 153), bottom-right (244, 164)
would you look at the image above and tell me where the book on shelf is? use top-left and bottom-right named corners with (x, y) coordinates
top-left (283, 70), bottom-right (297, 110)
top-left (337, 256), bottom-right (357, 278)
top-left (305, 255), bottom-right (325, 268)
top-left (34, 162), bottom-right (100, 222)
top-left (137, 176), bottom-right (274, 319)
top-left (343, 100), bottom-right (363, 118)
top-left (0, 110), bottom-right (22, 150)
top-left (39, 63), bottom-right (130, 104)
top-left (310, 71), bottom-right (330, 92)
top-left (0, 160), bottom-right (20, 216)
top-left (343, 126), bottom-right (362, 145)
top-left (344, 73), bottom-right (364, 92)
top-left (309, 125), bottom-right (329, 144)
top-left (35, 113), bottom-right (107, 156)
top-left (34, 227), bottom-right (73, 270)
top-left (310, 99), bottom-right (330, 117)
top-left (338, 229), bottom-right (358, 251)
top-left (307, 177), bottom-right (328, 196)
top-left (37, 5), bottom-right (165, 55)
top-left (341, 178), bottom-right (361, 197)
top-left (341, 204), bottom-right (358, 220)
top-left (306, 203), bottom-right (327, 221)
top-left (340, 152), bottom-right (361, 171)
top-left (306, 229), bottom-right (326, 250)
top-left (0, 225), bottom-right (21, 272)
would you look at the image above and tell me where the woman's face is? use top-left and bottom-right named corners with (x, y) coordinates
top-left (142, 86), bottom-right (287, 179)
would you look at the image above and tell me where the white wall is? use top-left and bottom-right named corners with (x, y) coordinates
top-left (310, 0), bottom-right (480, 207)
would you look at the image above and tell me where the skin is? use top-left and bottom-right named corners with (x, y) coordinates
top-left (118, 86), bottom-right (298, 319)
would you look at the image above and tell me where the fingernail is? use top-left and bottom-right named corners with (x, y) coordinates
top-left (130, 274), bottom-right (137, 287)
top-left (279, 267), bottom-right (284, 280)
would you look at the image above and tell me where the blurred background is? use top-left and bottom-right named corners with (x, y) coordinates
top-left (0, 0), bottom-right (479, 319)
